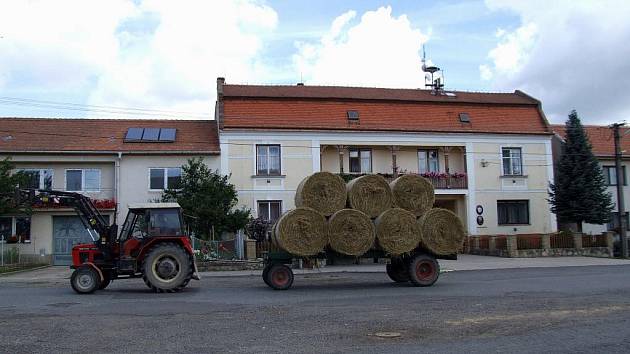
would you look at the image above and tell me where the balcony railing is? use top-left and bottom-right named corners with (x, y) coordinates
top-left (337, 172), bottom-right (468, 190)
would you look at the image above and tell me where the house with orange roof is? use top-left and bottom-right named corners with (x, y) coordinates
top-left (0, 118), bottom-right (220, 264)
top-left (216, 78), bottom-right (558, 238)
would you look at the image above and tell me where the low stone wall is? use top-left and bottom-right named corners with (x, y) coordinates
top-left (468, 232), bottom-right (614, 258)
top-left (197, 259), bottom-right (264, 272)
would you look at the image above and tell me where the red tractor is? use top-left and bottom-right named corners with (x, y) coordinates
top-left (12, 190), bottom-right (199, 294)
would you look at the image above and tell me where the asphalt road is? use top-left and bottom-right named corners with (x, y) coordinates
top-left (2, 265), bottom-right (630, 354)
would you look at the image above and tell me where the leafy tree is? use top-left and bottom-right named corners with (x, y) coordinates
top-left (162, 157), bottom-right (250, 240)
top-left (549, 110), bottom-right (613, 231)
top-left (0, 157), bottom-right (28, 215)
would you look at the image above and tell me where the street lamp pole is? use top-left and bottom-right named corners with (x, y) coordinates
top-left (611, 122), bottom-right (628, 258)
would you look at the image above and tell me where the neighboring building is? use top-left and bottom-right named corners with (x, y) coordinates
top-left (0, 118), bottom-right (219, 264)
top-left (216, 78), bottom-right (558, 237)
top-left (552, 124), bottom-right (630, 234)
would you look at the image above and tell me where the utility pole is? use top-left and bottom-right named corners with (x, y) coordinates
top-left (611, 122), bottom-right (628, 258)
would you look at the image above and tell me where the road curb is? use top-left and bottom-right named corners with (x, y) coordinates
top-left (0, 265), bottom-right (51, 277)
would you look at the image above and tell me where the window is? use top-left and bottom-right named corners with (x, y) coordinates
top-left (502, 147), bottom-right (523, 176)
top-left (608, 212), bottom-right (630, 231)
top-left (65, 169), bottom-right (101, 192)
top-left (0, 217), bottom-right (31, 243)
top-left (497, 200), bottom-right (529, 225)
top-left (349, 148), bottom-right (372, 173)
top-left (256, 145), bottom-right (281, 176)
top-left (418, 149), bottom-right (439, 173)
top-left (258, 201), bottom-right (282, 222)
top-left (603, 166), bottom-right (627, 186)
top-left (18, 169), bottom-right (53, 189)
top-left (149, 168), bottom-right (182, 190)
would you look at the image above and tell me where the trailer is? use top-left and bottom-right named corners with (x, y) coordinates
top-left (261, 246), bottom-right (453, 290)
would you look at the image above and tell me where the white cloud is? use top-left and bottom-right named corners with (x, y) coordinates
top-left (293, 6), bottom-right (429, 88)
top-left (481, 0), bottom-right (630, 124)
top-left (0, 0), bottom-right (278, 117)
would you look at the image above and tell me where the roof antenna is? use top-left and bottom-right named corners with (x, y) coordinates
top-left (421, 44), bottom-right (444, 95)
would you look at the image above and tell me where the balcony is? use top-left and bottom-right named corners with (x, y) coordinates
top-left (322, 144), bottom-right (468, 191)
top-left (337, 172), bottom-right (467, 190)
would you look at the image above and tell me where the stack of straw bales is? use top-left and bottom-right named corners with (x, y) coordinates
top-left (272, 172), bottom-right (465, 257)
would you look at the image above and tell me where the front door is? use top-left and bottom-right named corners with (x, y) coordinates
top-left (52, 216), bottom-right (106, 265)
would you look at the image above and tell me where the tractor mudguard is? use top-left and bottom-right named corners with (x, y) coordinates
top-left (79, 262), bottom-right (104, 283)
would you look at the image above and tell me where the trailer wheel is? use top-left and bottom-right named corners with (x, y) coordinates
top-left (70, 267), bottom-right (100, 294)
top-left (407, 254), bottom-right (439, 287)
top-left (262, 264), bottom-right (272, 286)
top-left (266, 264), bottom-right (293, 290)
top-left (386, 260), bottom-right (409, 283)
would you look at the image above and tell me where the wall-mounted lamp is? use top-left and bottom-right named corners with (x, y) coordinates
top-left (480, 159), bottom-right (489, 167)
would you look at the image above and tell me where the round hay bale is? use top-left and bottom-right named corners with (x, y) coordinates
top-left (374, 208), bottom-right (422, 255)
top-left (328, 209), bottom-right (375, 256)
top-left (417, 208), bottom-right (466, 255)
top-left (347, 174), bottom-right (393, 218)
top-left (272, 207), bottom-right (328, 256)
top-left (295, 172), bottom-right (346, 216)
top-left (390, 174), bottom-right (435, 217)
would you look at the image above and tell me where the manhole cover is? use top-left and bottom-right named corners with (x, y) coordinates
top-left (374, 332), bottom-right (401, 338)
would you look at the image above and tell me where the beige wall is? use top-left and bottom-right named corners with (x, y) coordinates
top-left (118, 154), bottom-right (220, 220)
top-left (222, 131), bottom-right (556, 236)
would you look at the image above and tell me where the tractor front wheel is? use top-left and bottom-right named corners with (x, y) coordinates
top-left (70, 267), bottom-right (101, 294)
top-left (142, 243), bottom-right (193, 293)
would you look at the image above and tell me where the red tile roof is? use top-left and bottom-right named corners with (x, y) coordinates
top-left (551, 124), bottom-right (630, 157)
top-left (0, 118), bottom-right (219, 153)
top-left (220, 84), bottom-right (551, 135)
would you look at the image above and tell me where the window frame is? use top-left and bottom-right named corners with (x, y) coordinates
top-left (349, 148), bottom-right (373, 173)
top-left (497, 200), bottom-right (530, 225)
top-left (256, 144), bottom-right (282, 176)
top-left (0, 216), bottom-right (31, 243)
top-left (17, 168), bottom-right (54, 190)
top-left (148, 167), bottom-right (183, 191)
top-left (603, 165), bottom-right (627, 186)
top-left (257, 200), bottom-right (282, 222)
top-left (501, 147), bottom-right (523, 176)
top-left (65, 168), bottom-right (101, 192)
top-left (418, 149), bottom-right (440, 174)
top-left (608, 211), bottom-right (630, 231)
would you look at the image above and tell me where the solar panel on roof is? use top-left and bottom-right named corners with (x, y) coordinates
top-left (142, 128), bottom-right (160, 141)
top-left (159, 128), bottom-right (176, 142)
top-left (125, 128), bottom-right (144, 141)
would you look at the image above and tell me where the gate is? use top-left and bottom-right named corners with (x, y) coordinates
top-left (52, 216), bottom-right (105, 265)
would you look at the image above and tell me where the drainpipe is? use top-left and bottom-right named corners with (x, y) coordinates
top-left (115, 152), bottom-right (122, 224)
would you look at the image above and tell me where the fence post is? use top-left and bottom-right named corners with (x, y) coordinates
top-left (541, 234), bottom-right (551, 250)
top-left (507, 235), bottom-right (518, 257)
top-left (472, 236), bottom-right (479, 251)
top-left (489, 236), bottom-right (496, 252)
top-left (572, 232), bottom-right (583, 249)
top-left (605, 231), bottom-right (614, 257)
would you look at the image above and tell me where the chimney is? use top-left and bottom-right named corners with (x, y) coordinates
top-left (216, 77), bottom-right (225, 129)
top-left (296, 82), bottom-right (304, 86)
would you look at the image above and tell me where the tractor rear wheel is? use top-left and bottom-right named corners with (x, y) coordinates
top-left (386, 259), bottom-right (409, 283)
top-left (407, 253), bottom-right (439, 287)
top-left (265, 264), bottom-right (293, 290)
top-left (70, 267), bottom-right (100, 294)
top-left (142, 243), bottom-right (193, 293)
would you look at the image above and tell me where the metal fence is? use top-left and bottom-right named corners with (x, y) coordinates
top-left (550, 232), bottom-right (574, 248)
top-left (191, 236), bottom-right (238, 261)
top-left (582, 234), bottom-right (608, 248)
top-left (517, 234), bottom-right (542, 250)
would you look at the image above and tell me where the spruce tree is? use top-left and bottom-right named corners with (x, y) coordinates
top-left (549, 110), bottom-right (613, 231)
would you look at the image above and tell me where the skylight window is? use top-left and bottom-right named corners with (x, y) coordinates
top-left (347, 110), bottom-right (359, 121)
top-left (124, 128), bottom-right (177, 143)
top-left (459, 113), bottom-right (470, 123)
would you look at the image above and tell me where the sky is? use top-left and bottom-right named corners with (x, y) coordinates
top-left (1, 0), bottom-right (629, 125)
